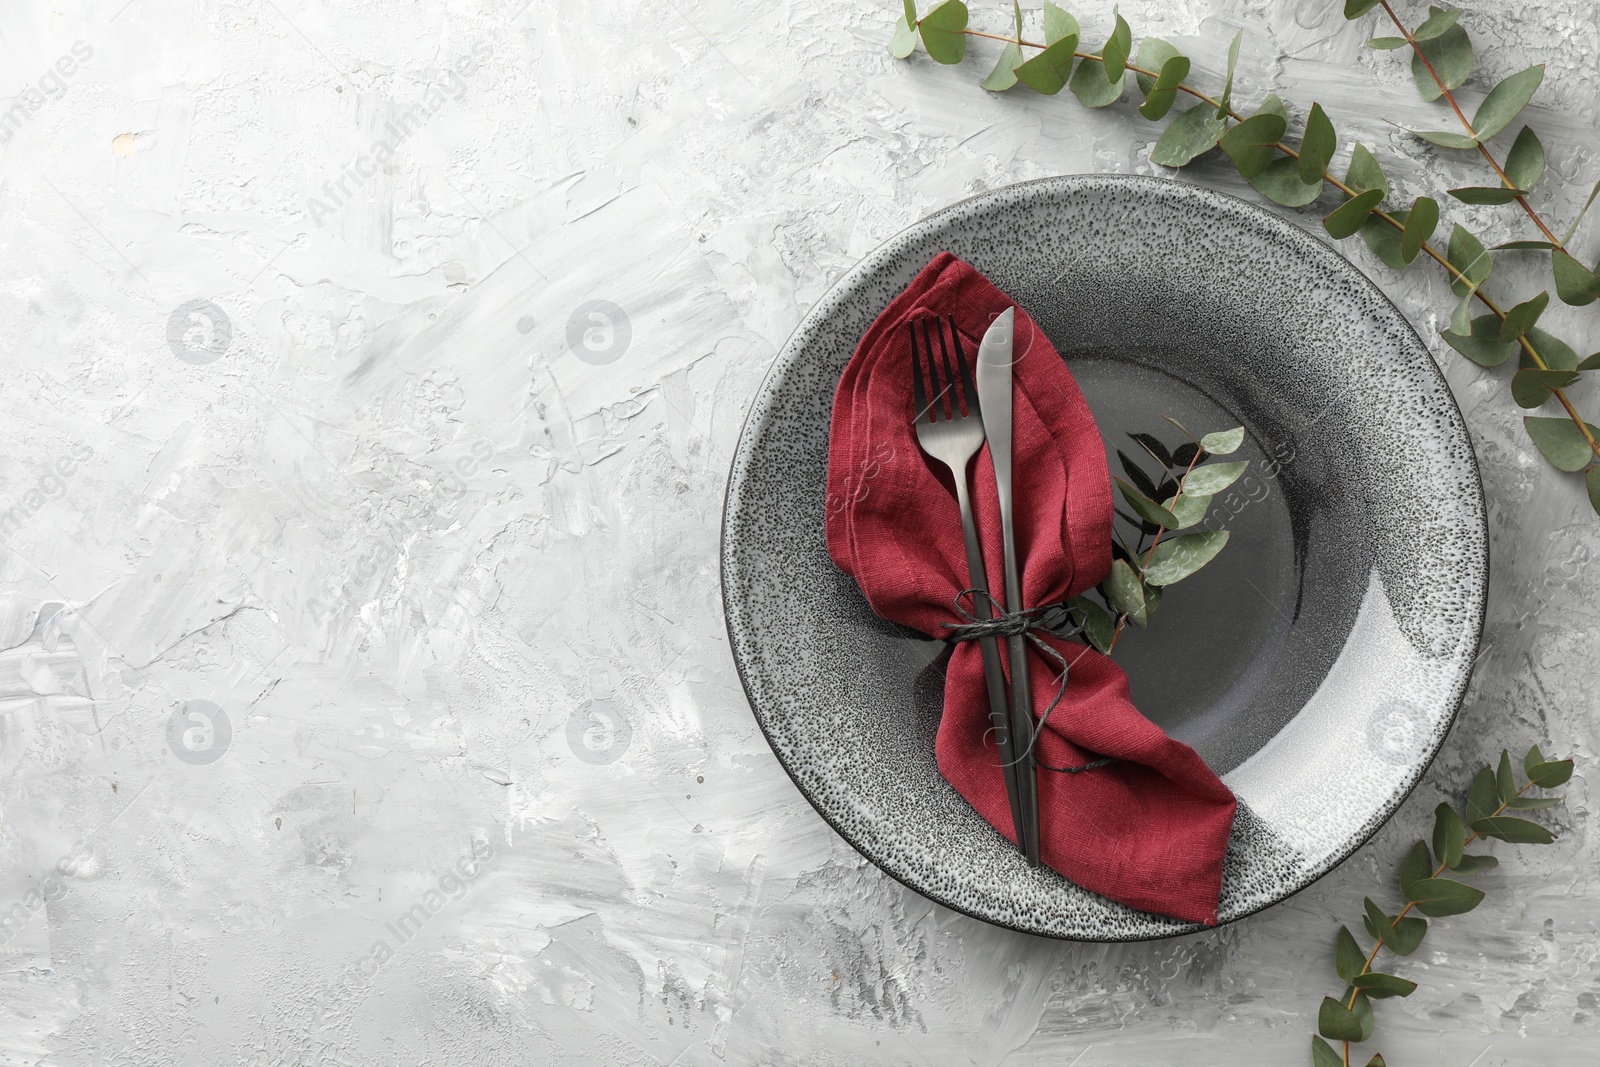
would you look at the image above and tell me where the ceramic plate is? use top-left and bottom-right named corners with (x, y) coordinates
top-left (721, 175), bottom-right (1486, 941)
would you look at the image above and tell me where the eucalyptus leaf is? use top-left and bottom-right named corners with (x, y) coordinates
top-left (1526, 326), bottom-right (1579, 370)
top-left (1183, 460), bottom-right (1248, 496)
top-left (1497, 748), bottom-right (1517, 804)
top-left (1442, 314), bottom-right (1518, 367)
top-left (1446, 224), bottom-right (1492, 296)
top-left (1504, 126), bottom-right (1546, 191)
top-left (1043, 0), bottom-right (1076, 45)
top-left (1465, 766), bottom-right (1500, 822)
top-left (1343, 0), bottom-right (1382, 16)
top-left (1399, 840), bottom-right (1431, 898)
top-left (1526, 758), bottom-right (1575, 787)
top-left (918, 0), bottom-right (969, 63)
top-left (889, 15), bottom-right (918, 58)
top-left (1069, 49), bottom-right (1125, 107)
top-left (1582, 353), bottom-right (1600, 371)
top-left (1496, 240), bottom-right (1561, 250)
top-left (1523, 417), bottom-right (1600, 472)
top-left (982, 42), bottom-right (1025, 91)
top-left (1452, 853), bottom-right (1498, 874)
top-left (1500, 291), bottom-right (1550, 342)
top-left (1412, 128), bottom-right (1479, 150)
top-left (1105, 558), bottom-right (1147, 626)
top-left (1411, 22), bottom-right (1472, 102)
top-left (1433, 802), bottom-right (1466, 868)
top-left (1525, 744), bottom-right (1545, 771)
top-left (1250, 151), bottom-right (1325, 207)
top-left (1386, 914), bottom-right (1427, 955)
top-left (1351, 991), bottom-right (1375, 1041)
top-left (1367, 36), bottom-right (1406, 49)
top-left (1200, 426), bottom-right (1245, 454)
top-left (1472, 65), bottom-right (1544, 141)
top-left (1409, 877), bottom-right (1486, 917)
top-left (1311, 1036), bottom-right (1342, 1067)
top-left (1335, 925), bottom-right (1364, 984)
top-left (1562, 177), bottom-right (1600, 244)
top-left (1353, 972), bottom-right (1418, 999)
top-left (1164, 490), bottom-right (1213, 528)
top-left (1414, 6), bottom-right (1462, 40)
top-left (1552, 250), bottom-right (1600, 307)
top-left (1300, 103), bottom-right (1337, 185)
top-left (1139, 55), bottom-right (1191, 120)
top-left (1470, 816), bottom-right (1556, 844)
top-left (1117, 478), bottom-right (1180, 527)
top-left (1325, 188), bottom-right (1384, 239)
top-left (1589, 467), bottom-right (1600, 517)
top-left (1220, 112), bottom-right (1288, 179)
top-left (1449, 186), bottom-right (1526, 205)
top-left (1346, 144), bottom-right (1388, 196)
top-left (1143, 530), bottom-right (1230, 585)
top-left (1511, 367), bottom-right (1580, 408)
top-left (1363, 207), bottom-right (1409, 269)
top-left (1216, 29), bottom-right (1241, 117)
top-left (1015, 38), bottom-right (1078, 94)
top-left (1152, 104), bottom-right (1229, 166)
top-left (1449, 289), bottom-right (1474, 337)
top-left (904, 0), bottom-right (917, 24)
top-left (1318, 996), bottom-right (1364, 1042)
top-left (1401, 196), bottom-right (1439, 264)
top-left (1069, 595), bottom-right (1115, 653)
top-left (1362, 897), bottom-right (1390, 945)
top-left (1364, 1055), bottom-right (1387, 1067)
top-left (1104, 12), bottom-right (1133, 80)
top-left (1012, 0), bottom-right (1023, 35)
top-left (1508, 795), bottom-right (1561, 809)
top-left (1134, 37), bottom-right (1180, 95)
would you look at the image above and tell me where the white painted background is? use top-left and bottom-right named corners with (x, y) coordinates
top-left (0, 1), bottom-right (1596, 1064)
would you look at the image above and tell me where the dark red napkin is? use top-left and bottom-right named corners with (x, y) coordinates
top-left (825, 252), bottom-right (1236, 925)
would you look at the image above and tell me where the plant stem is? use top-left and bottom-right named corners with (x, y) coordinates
top-left (1338, 777), bottom-right (1539, 1065)
top-left (1377, 0), bottom-right (1564, 247)
top-left (1104, 444), bottom-right (1205, 651)
top-left (948, 23), bottom-right (1600, 462)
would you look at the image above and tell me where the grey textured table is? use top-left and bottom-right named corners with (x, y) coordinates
top-left (0, 1), bottom-right (1594, 1064)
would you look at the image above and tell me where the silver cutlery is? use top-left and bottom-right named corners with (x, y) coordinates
top-left (908, 315), bottom-right (1028, 850)
top-left (975, 307), bottom-right (1042, 868)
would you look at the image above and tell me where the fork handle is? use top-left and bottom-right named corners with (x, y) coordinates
top-left (951, 474), bottom-right (1028, 851)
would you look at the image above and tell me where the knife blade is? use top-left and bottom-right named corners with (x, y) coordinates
top-left (974, 307), bottom-right (1042, 868)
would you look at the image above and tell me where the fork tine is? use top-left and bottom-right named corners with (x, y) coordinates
top-left (948, 315), bottom-right (980, 420)
top-left (909, 320), bottom-right (930, 424)
top-left (933, 316), bottom-right (963, 418)
top-left (920, 318), bottom-right (948, 421)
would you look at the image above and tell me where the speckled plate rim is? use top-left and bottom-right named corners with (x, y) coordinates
top-left (720, 173), bottom-right (1487, 941)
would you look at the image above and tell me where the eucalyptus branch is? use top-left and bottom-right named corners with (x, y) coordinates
top-left (887, 0), bottom-right (1600, 513)
top-left (1312, 747), bottom-right (1574, 1067)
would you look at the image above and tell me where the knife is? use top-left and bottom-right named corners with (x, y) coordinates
top-left (974, 307), bottom-right (1042, 868)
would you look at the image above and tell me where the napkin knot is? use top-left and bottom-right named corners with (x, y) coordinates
top-left (941, 592), bottom-right (1117, 777)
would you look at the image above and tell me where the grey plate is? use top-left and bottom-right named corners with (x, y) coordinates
top-left (721, 175), bottom-right (1486, 941)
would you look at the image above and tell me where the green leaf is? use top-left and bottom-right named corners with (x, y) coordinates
top-left (1015, 38), bottom-right (1078, 94)
top-left (1012, 0), bottom-right (1023, 36)
top-left (1346, 144), bottom-right (1388, 196)
top-left (1183, 460), bottom-right (1247, 496)
top-left (1325, 188), bottom-right (1384, 239)
top-left (1318, 996), bottom-right (1364, 1042)
top-left (1472, 65), bottom-right (1544, 141)
top-left (1220, 112), bottom-right (1288, 179)
top-left (1344, 0), bottom-right (1382, 18)
top-left (918, 0), bottom-right (968, 64)
top-left (1105, 558), bottom-right (1147, 626)
top-left (982, 41), bottom-right (1025, 90)
top-left (1386, 915), bottom-right (1427, 955)
top-left (1142, 579), bottom-right (1162, 618)
top-left (1433, 802), bottom-right (1466, 868)
top-left (1311, 1035), bottom-right (1342, 1067)
top-left (1043, 1), bottom-right (1076, 45)
top-left (1497, 748), bottom-right (1517, 803)
top-left (1465, 766), bottom-right (1499, 824)
top-left (1584, 465), bottom-right (1599, 514)
top-left (905, 0), bottom-right (917, 25)
top-left (1335, 925), bottom-right (1364, 984)
top-left (1400, 196), bottom-right (1438, 264)
top-left (1367, 36), bottom-right (1406, 49)
top-left (1471, 816), bottom-right (1556, 844)
top-left (1134, 37), bottom-right (1179, 95)
top-left (1363, 207), bottom-right (1408, 269)
top-left (1299, 103), bottom-right (1336, 185)
top-left (1104, 12), bottom-right (1132, 80)
top-left (1442, 314), bottom-right (1518, 367)
top-left (1200, 426), bottom-right (1245, 454)
top-left (1143, 530), bottom-right (1230, 586)
top-left (1446, 225), bottom-right (1492, 296)
top-left (1411, 22), bottom-right (1472, 102)
top-left (1352, 991), bottom-right (1375, 1040)
top-left (1512, 367), bottom-right (1580, 408)
top-left (1069, 595), bottom-right (1114, 653)
top-left (1364, 1056), bottom-right (1388, 1067)
top-left (1151, 105), bottom-right (1229, 167)
top-left (1524, 744), bottom-right (1545, 772)
top-left (889, 15), bottom-right (918, 58)
top-left (1414, 6), bottom-right (1462, 40)
top-left (1409, 877), bottom-right (1486, 917)
top-left (1362, 897), bottom-right (1390, 945)
top-left (1552, 250), bottom-right (1600, 307)
top-left (1399, 840), bottom-right (1431, 898)
top-left (1163, 490), bottom-right (1211, 528)
top-left (1497, 240), bottom-right (1561, 251)
top-left (1251, 156), bottom-right (1323, 207)
top-left (1528, 758), bottom-right (1574, 788)
top-left (1216, 29), bottom-right (1241, 117)
top-left (1453, 853), bottom-right (1498, 874)
top-left (1524, 417), bottom-right (1600, 472)
top-left (1562, 177), bottom-right (1600, 244)
top-left (1408, 844), bottom-right (1433, 902)
top-left (1138, 55), bottom-right (1191, 120)
top-left (1526, 326), bottom-right (1579, 370)
top-left (1413, 129), bottom-right (1480, 149)
top-left (1449, 185), bottom-right (1527, 205)
top-left (1069, 48), bottom-right (1125, 108)
top-left (1353, 972), bottom-right (1418, 999)
top-left (1504, 126), bottom-right (1546, 191)
top-left (1508, 795), bottom-right (1561, 809)
top-left (1582, 353), bottom-right (1600, 371)
top-left (1500, 291), bottom-right (1550, 342)
top-left (1117, 477), bottom-right (1180, 527)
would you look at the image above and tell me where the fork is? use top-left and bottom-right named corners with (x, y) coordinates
top-left (908, 315), bottom-right (1029, 854)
